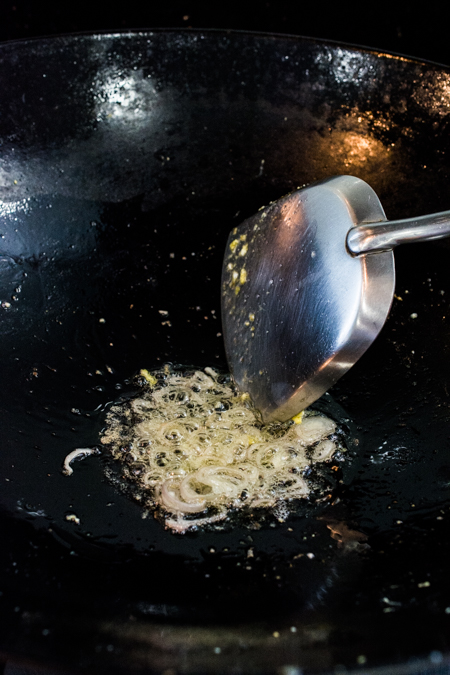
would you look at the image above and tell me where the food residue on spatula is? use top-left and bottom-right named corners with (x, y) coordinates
top-left (96, 365), bottom-right (342, 533)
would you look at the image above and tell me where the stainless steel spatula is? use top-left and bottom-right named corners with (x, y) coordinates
top-left (221, 175), bottom-right (450, 423)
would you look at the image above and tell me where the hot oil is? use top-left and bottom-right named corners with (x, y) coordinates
top-left (0, 192), bottom-right (237, 556)
top-left (0, 190), bottom-right (381, 620)
top-left (98, 365), bottom-right (359, 537)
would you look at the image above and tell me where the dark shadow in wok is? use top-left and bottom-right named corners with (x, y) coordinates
top-left (1, 30), bottom-right (450, 673)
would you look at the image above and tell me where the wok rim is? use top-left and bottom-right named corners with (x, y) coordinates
top-left (0, 26), bottom-right (449, 72)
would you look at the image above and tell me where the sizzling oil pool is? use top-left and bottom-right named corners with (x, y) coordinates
top-left (99, 366), bottom-right (349, 533)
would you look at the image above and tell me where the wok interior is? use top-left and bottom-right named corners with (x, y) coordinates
top-left (1, 31), bottom-right (450, 672)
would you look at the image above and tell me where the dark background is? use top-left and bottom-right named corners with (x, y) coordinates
top-left (0, 0), bottom-right (448, 68)
top-left (1, 4), bottom-right (450, 675)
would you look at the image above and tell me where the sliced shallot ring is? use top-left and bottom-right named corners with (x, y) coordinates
top-left (165, 509), bottom-right (227, 533)
top-left (62, 447), bottom-right (99, 476)
top-left (232, 462), bottom-right (259, 483)
top-left (195, 466), bottom-right (247, 497)
top-left (294, 415), bottom-right (336, 445)
top-left (196, 465), bottom-right (243, 479)
top-left (160, 479), bottom-right (206, 513)
top-left (179, 475), bottom-right (211, 503)
top-left (312, 439), bottom-right (336, 462)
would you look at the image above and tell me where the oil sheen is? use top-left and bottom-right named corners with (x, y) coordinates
top-left (101, 366), bottom-right (340, 532)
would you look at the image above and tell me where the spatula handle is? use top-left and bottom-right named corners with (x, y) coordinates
top-left (347, 211), bottom-right (450, 255)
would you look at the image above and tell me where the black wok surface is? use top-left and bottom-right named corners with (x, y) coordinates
top-left (1, 30), bottom-right (450, 674)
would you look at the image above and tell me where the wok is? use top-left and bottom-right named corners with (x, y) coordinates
top-left (1, 30), bottom-right (450, 674)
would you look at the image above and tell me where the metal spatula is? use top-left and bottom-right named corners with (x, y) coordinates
top-left (221, 175), bottom-right (450, 423)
